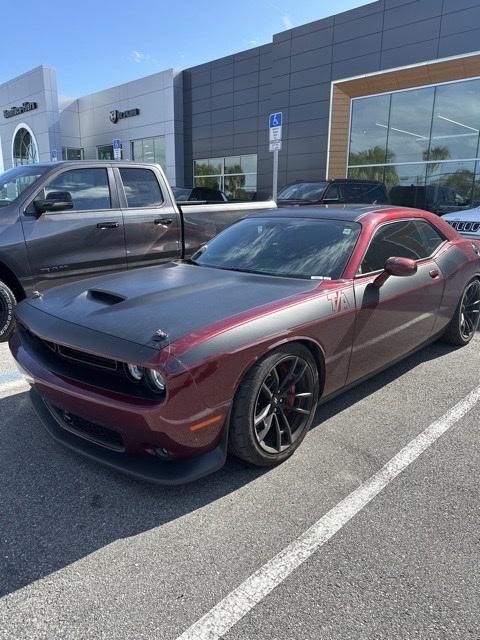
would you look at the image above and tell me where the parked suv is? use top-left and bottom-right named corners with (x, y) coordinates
top-left (277, 179), bottom-right (389, 206)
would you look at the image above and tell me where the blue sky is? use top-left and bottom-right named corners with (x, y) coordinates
top-left (1, 0), bottom-right (372, 97)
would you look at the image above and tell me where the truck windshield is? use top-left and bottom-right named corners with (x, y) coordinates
top-left (277, 181), bottom-right (328, 202)
top-left (192, 217), bottom-right (361, 280)
top-left (0, 165), bottom-right (48, 208)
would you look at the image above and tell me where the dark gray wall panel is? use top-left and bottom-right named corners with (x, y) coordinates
top-left (211, 93), bottom-right (234, 110)
top-left (443, 0), bottom-right (480, 12)
top-left (211, 107), bottom-right (234, 123)
top-left (287, 135), bottom-right (328, 155)
top-left (382, 17), bottom-right (441, 49)
top-left (211, 65), bottom-right (234, 82)
top-left (289, 84), bottom-right (331, 107)
top-left (290, 47), bottom-right (333, 73)
top-left (191, 97), bottom-right (211, 114)
top-left (332, 52), bottom-right (381, 79)
top-left (380, 39), bottom-right (439, 69)
top-left (332, 33), bottom-right (382, 63)
top-left (212, 79), bottom-right (234, 96)
top-left (383, 0), bottom-right (442, 29)
top-left (333, 11), bottom-right (384, 42)
top-left (290, 65), bottom-right (332, 90)
top-left (438, 28), bottom-right (480, 58)
top-left (440, 6), bottom-right (480, 37)
top-left (233, 87), bottom-right (259, 105)
top-left (291, 29), bottom-right (334, 56)
top-left (334, 1), bottom-right (384, 24)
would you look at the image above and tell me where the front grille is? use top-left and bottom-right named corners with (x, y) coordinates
top-left (447, 220), bottom-right (480, 233)
top-left (56, 344), bottom-right (118, 371)
top-left (50, 404), bottom-right (125, 451)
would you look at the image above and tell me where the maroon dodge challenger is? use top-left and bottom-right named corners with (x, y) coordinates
top-left (10, 206), bottom-right (480, 484)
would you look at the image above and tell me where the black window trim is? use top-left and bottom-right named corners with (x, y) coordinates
top-left (355, 218), bottom-right (449, 278)
top-left (115, 166), bottom-right (165, 210)
top-left (24, 165), bottom-right (118, 215)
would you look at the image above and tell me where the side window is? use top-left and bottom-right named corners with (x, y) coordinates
top-left (119, 168), bottom-right (163, 208)
top-left (361, 220), bottom-right (439, 274)
top-left (40, 168), bottom-right (111, 211)
top-left (414, 220), bottom-right (445, 255)
top-left (324, 184), bottom-right (340, 200)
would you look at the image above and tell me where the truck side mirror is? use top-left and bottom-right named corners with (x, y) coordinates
top-left (34, 191), bottom-right (74, 214)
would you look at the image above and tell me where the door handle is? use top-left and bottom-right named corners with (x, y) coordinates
top-left (429, 268), bottom-right (440, 279)
top-left (97, 221), bottom-right (119, 229)
top-left (154, 218), bottom-right (173, 226)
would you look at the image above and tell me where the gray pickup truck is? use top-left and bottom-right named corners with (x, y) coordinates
top-left (0, 161), bottom-right (275, 341)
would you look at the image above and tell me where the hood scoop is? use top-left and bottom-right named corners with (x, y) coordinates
top-left (87, 289), bottom-right (126, 306)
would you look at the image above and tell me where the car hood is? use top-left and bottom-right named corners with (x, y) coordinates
top-left (22, 261), bottom-right (318, 349)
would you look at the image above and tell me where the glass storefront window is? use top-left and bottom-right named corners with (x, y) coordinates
top-left (347, 78), bottom-right (480, 214)
top-left (130, 136), bottom-right (166, 168)
top-left (384, 163), bottom-right (428, 209)
top-left (97, 145), bottom-right (114, 160)
top-left (429, 79), bottom-right (480, 161)
top-left (193, 154), bottom-right (257, 201)
top-left (13, 128), bottom-right (38, 165)
top-left (426, 161), bottom-right (475, 213)
top-left (349, 94), bottom-right (390, 166)
top-left (387, 88), bottom-right (434, 164)
top-left (62, 147), bottom-right (84, 161)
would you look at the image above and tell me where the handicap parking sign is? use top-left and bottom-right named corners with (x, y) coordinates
top-left (269, 112), bottom-right (283, 128)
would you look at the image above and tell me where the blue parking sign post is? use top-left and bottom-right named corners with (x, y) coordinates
top-left (112, 138), bottom-right (122, 160)
top-left (269, 112), bottom-right (283, 201)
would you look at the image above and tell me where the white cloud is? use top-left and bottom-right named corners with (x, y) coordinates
top-left (129, 50), bottom-right (152, 64)
top-left (282, 14), bottom-right (293, 29)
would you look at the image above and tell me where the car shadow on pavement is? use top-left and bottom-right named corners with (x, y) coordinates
top-left (0, 340), bottom-right (460, 598)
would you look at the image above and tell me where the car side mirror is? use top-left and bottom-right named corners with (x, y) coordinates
top-left (34, 191), bottom-right (73, 214)
top-left (374, 257), bottom-right (417, 286)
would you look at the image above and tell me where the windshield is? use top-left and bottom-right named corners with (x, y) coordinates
top-left (277, 181), bottom-right (329, 202)
top-left (0, 165), bottom-right (48, 208)
top-left (192, 217), bottom-right (361, 279)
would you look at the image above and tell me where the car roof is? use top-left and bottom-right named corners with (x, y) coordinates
top-left (251, 204), bottom-right (399, 222)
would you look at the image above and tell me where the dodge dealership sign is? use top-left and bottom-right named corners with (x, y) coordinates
top-left (3, 101), bottom-right (38, 118)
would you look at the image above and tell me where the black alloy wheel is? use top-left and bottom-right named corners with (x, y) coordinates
top-left (229, 344), bottom-right (319, 466)
top-left (442, 279), bottom-right (480, 346)
top-left (253, 355), bottom-right (316, 454)
top-left (459, 280), bottom-right (480, 341)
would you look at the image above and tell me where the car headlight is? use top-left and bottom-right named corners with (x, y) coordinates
top-left (146, 368), bottom-right (166, 392)
top-left (126, 363), bottom-right (144, 382)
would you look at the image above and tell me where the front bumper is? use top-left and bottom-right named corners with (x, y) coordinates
top-left (10, 330), bottom-right (230, 485)
top-left (29, 389), bottom-right (228, 485)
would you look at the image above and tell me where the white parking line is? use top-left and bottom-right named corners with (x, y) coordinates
top-left (175, 384), bottom-right (480, 640)
top-left (0, 378), bottom-right (28, 398)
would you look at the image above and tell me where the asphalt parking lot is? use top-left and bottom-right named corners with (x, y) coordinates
top-left (0, 336), bottom-right (479, 640)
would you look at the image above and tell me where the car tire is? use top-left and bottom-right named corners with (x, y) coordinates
top-left (229, 344), bottom-right (319, 467)
top-left (0, 281), bottom-right (16, 343)
top-left (441, 278), bottom-right (480, 346)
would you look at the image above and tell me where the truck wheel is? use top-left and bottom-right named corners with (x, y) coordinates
top-left (0, 281), bottom-right (16, 343)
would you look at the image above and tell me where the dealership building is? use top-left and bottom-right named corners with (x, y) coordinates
top-left (1, 0), bottom-right (480, 204)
